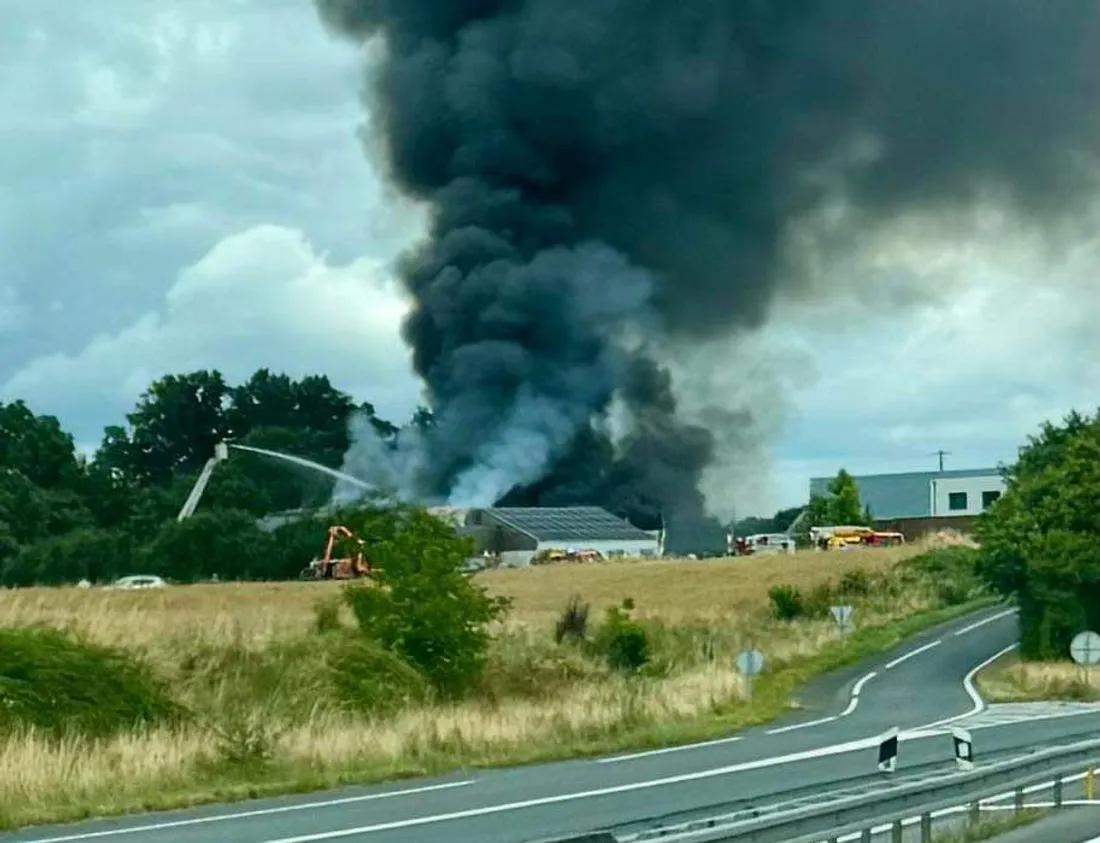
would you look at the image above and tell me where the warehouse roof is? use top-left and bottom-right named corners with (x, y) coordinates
top-left (482, 506), bottom-right (654, 543)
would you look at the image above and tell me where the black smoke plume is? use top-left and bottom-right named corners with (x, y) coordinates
top-left (317, 0), bottom-right (1100, 528)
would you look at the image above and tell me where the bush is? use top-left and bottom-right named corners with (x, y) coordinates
top-left (0, 627), bottom-right (178, 739)
top-left (769, 584), bottom-right (806, 621)
top-left (325, 636), bottom-right (430, 716)
top-left (595, 600), bottom-right (650, 673)
top-left (554, 595), bottom-right (590, 644)
top-left (837, 568), bottom-right (873, 597)
top-left (342, 506), bottom-right (510, 698)
top-left (899, 546), bottom-right (985, 607)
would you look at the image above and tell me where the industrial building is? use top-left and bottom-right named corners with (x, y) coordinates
top-left (807, 467), bottom-right (1006, 539)
top-left (462, 506), bottom-right (660, 565)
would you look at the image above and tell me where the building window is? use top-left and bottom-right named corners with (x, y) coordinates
top-left (948, 492), bottom-right (968, 512)
top-left (981, 490), bottom-right (1001, 509)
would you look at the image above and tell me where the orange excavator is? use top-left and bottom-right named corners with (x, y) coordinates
top-left (299, 525), bottom-right (374, 581)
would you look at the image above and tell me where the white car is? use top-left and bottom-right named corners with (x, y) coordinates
top-left (105, 575), bottom-right (168, 590)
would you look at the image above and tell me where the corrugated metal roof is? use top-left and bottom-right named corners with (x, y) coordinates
top-left (482, 506), bottom-right (655, 543)
top-left (808, 468), bottom-right (1000, 520)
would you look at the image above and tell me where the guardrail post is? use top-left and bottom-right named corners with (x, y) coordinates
top-left (891, 818), bottom-right (903, 843)
top-left (1088, 766), bottom-right (1096, 800)
top-left (1054, 775), bottom-right (1063, 806)
top-left (969, 800), bottom-right (981, 826)
top-left (920, 811), bottom-right (932, 842)
top-left (1014, 786), bottom-right (1024, 813)
top-left (860, 828), bottom-right (871, 842)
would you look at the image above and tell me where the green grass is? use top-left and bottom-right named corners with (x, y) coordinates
top-left (933, 808), bottom-right (1047, 842)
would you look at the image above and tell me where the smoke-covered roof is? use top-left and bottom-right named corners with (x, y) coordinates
top-left (482, 507), bottom-right (655, 543)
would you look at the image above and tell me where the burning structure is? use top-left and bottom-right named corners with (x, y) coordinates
top-left (317, 1), bottom-right (1100, 530)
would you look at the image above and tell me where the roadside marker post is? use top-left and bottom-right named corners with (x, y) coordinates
top-left (831, 605), bottom-right (854, 640)
top-left (736, 648), bottom-right (765, 702)
top-left (877, 726), bottom-right (899, 773)
top-left (952, 726), bottom-right (974, 771)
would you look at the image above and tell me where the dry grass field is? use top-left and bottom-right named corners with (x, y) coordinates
top-left (0, 545), bottom-right (914, 652)
top-left (0, 542), bottom-right (988, 829)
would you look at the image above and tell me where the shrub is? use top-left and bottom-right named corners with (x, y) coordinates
top-left (326, 636), bottom-right (430, 715)
top-left (804, 582), bottom-right (835, 619)
top-left (837, 568), bottom-right (873, 597)
top-left (0, 627), bottom-right (178, 739)
top-left (768, 584), bottom-right (805, 621)
top-left (205, 707), bottom-right (284, 770)
top-left (554, 595), bottom-right (590, 644)
top-left (899, 546), bottom-right (985, 607)
top-left (596, 600), bottom-right (650, 673)
top-left (313, 596), bottom-right (343, 634)
top-left (343, 506), bottom-right (511, 698)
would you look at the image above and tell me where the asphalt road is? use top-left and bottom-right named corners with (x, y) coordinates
top-left (10, 604), bottom-right (1100, 843)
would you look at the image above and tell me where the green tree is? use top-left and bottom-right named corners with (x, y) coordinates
top-left (976, 409), bottom-right (1100, 659)
top-left (772, 506), bottom-right (806, 532)
top-left (140, 508), bottom-right (279, 582)
top-left (0, 401), bottom-right (83, 490)
top-left (2, 527), bottom-right (130, 587)
top-left (341, 507), bottom-right (511, 697)
top-left (827, 469), bottom-right (870, 524)
top-left (106, 370), bottom-right (234, 486)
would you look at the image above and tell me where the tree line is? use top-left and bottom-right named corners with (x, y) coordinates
top-left (0, 368), bottom-right (433, 586)
top-left (3, 366), bottom-right (1097, 666)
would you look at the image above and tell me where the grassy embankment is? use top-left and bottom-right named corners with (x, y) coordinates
top-left (0, 541), bottom-right (992, 829)
top-left (933, 809), bottom-right (1047, 842)
top-left (978, 651), bottom-right (1100, 703)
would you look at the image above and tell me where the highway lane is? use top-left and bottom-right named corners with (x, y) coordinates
top-left (8, 604), bottom-right (1090, 843)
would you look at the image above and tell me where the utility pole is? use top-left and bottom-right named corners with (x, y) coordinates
top-left (930, 450), bottom-right (951, 472)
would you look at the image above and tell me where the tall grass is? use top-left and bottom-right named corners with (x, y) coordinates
top-left (977, 654), bottom-right (1100, 703)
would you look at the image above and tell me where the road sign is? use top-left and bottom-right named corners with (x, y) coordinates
top-left (737, 649), bottom-right (765, 676)
top-left (831, 605), bottom-right (854, 631)
top-left (877, 726), bottom-right (899, 773)
top-left (1071, 631), bottom-right (1100, 666)
top-left (952, 727), bottom-right (973, 771)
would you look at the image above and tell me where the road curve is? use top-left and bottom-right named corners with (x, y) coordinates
top-left (10, 604), bottom-right (1096, 843)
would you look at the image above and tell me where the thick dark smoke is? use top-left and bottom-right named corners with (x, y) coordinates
top-left (317, 0), bottom-right (1100, 528)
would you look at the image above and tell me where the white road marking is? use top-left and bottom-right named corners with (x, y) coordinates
top-left (913, 642), bottom-right (1019, 731)
top-left (597, 735), bottom-right (743, 763)
top-left (884, 639), bottom-right (941, 670)
top-left (766, 670), bottom-right (877, 734)
top-left (766, 715), bottom-right (837, 734)
top-left (953, 607), bottom-right (1018, 637)
top-left (15, 781), bottom-right (476, 843)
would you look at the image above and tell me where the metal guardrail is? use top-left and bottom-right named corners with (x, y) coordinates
top-left (613, 740), bottom-right (1066, 842)
top-left (652, 735), bottom-right (1100, 843)
top-left (540, 735), bottom-right (1100, 843)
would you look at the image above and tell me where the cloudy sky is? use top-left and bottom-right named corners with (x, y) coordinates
top-left (2, 1), bottom-right (1097, 515)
